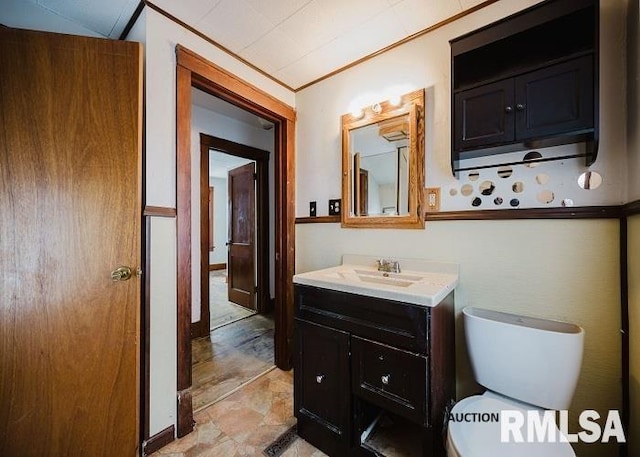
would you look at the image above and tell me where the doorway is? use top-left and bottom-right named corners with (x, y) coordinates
top-left (192, 128), bottom-right (276, 411)
top-left (175, 46), bottom-right (296, 438)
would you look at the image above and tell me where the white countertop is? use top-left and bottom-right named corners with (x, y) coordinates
top-left (293, 254), bottom-right (458, 307)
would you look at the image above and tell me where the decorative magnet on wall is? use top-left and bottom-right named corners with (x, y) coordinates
top-left (329, 199), bottom-right (341, 216)
top-left (309, 201), bottom-right (317, 217)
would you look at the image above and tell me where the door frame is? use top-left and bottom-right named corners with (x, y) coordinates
top-left (176, 45), bottom-right (296, 437)
top-left (193, 135), bottom-right (270, 338)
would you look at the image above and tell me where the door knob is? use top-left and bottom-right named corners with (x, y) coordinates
top-left (111, 266), bottom-right (133, 282)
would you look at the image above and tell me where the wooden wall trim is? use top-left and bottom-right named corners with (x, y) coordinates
top-left (425, 206), bottom-right (622, 221)
top-left (295, 206), bottom-right (624, 224)
top-left (623, 199), bottom-right (640, 216)
top-left (175, 64), bottom-right (193, 439)
top-left (144, 206), bottom-right (177, 217)
top-left (142, 425), bottom-right (175, 456)
top-left (295, 216), bottom-right (341, 224)
top-left (176, 46), bottom-right (295, 121)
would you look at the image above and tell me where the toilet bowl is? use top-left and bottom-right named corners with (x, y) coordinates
top-left (446, 307), bottom-right (584, 457)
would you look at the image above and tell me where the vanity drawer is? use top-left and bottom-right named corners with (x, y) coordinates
top-left (351, 336), bottom-right (428, 425)
top-left (295, 284), bottom-right (429, 354)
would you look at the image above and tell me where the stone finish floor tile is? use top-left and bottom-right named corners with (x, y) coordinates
top-left (150, 369), bottom-right (325, 457)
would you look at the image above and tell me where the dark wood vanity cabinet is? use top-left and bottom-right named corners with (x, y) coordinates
top-left (293, 285), bottom-right (455, 456)
top-left (451, 0), bottom-right (598, 169)
top-left (294, 320), bottom-right (351, 456)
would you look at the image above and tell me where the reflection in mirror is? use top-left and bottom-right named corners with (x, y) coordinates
top-left (479, 180), bottom-right (495, 196)
top-left (536, 173), bottom-right (550, 185)
top-left (351, 121), bottom-right (409, 216)
top-left (497, 166), bottom-right (513, 178)
top-left (461, 184), bottom-right (473, 196)
top-left (537, 190), bottom-right (555, 204)
top-left (342, 89), bottom-right (425, 228)
top-left (524, 151), bottom-right (543, 167)
top-left (578, 171), bottom-right (602, 190)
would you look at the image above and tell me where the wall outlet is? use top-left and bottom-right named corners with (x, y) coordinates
top-left (329, 199), bottom-right (341, 216)
top-left (426, 187), bottom-right (441, 212)
top-left (309, 201), bottom-right (317, 217)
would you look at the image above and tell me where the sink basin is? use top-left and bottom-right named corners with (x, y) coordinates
top-left (352, 269), bottom-right (424, 287)
top-left (293, 255), bottom-right (459, 307)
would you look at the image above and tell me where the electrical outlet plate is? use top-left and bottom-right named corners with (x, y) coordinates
top-left (329, 199), bottom-right (341, 216)
top-left (309, 201), bottom-right (317, 217)
top-left (425, 187), bottom-right (440, 212)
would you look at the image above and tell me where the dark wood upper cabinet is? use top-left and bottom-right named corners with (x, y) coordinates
top-left (451, 0), bottom-right (599, 171)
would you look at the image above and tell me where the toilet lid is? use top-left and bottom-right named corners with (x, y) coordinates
top-left (447, 393), bottom-right (576, 457)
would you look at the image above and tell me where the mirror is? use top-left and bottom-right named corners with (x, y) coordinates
top-left (341, 89), bottom-right (425, 228)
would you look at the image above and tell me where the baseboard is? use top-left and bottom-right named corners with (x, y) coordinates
top-left (209, 263), bottom-right (226, 271)
top-left (190, 319), bottom-right (208, 339)
top-left (143, 425), bottom-right (175, 456)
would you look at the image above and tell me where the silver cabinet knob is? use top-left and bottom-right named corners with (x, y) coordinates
top-left (381, 374), bottom-right (390, 385)
top-left (504, 106), bottom-right (513, 113)
top-left (516, 103), bottom-right (525, 111)
top-left (316, 374), bottom-right (325, 384)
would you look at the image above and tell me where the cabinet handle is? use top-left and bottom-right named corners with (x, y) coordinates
top-left (316, 374), bottom-right (325, 384)
top-left (381, 374), bottom-right (390, 385)
top-left (504, 106), bottom-right (513, 113)
top-left (516, 103), bottom-right (525, 111)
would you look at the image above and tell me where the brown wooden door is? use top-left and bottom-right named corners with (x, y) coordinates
top-left (227, 162), bottom-right (256, 310)
top-left (0, 28), bottom-right (142, 456)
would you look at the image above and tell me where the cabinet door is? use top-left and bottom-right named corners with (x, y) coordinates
top-left (294, 319), bottom-right (350, 455)
top-left (515, 55), bottom-right (593, 141)
top-left (454, 78), bottom-right (515, 150)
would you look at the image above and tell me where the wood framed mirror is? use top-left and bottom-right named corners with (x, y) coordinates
top-left (341, 88), bottom-right (425, 228)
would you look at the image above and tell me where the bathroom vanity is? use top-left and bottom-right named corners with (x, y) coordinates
top-left (293, 256), bottom-right (458, 456)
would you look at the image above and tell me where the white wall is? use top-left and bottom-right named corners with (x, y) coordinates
top-left (294, 1), bottom-right (627, 456)
top-left (143, 7), bottom-right (293, 436)
top-left (210, 176), bottom-right (228, 265)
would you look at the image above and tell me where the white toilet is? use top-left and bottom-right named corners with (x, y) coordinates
top-left (447, 307), bottom-right (585, 457)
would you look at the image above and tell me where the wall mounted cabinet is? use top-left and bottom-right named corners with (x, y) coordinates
top-left (451, 0), bottom-right (599, 172)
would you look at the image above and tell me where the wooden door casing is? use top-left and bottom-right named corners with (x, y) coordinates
top-left (227, 162), bottom-right (256, 310)
top-left (0, 27), bottom-right (142, 456)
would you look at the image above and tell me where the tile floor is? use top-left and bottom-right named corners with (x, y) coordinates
top-left (150, 368), bottom-right (327, 457)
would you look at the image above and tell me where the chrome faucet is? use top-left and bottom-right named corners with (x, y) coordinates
top-left (376, 258), bottom-right (401, 274)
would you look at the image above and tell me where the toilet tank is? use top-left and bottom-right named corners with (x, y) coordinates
top-left (463, 307), bottom-right (584, 410)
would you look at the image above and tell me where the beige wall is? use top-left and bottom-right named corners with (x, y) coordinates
top-left (294, 1), bottom-right (628, 456)
top-left (297, 219), bottom-right (621, 457)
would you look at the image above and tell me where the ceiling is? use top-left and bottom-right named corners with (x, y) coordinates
top-left (22, 0), bottom-right (490, 90)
